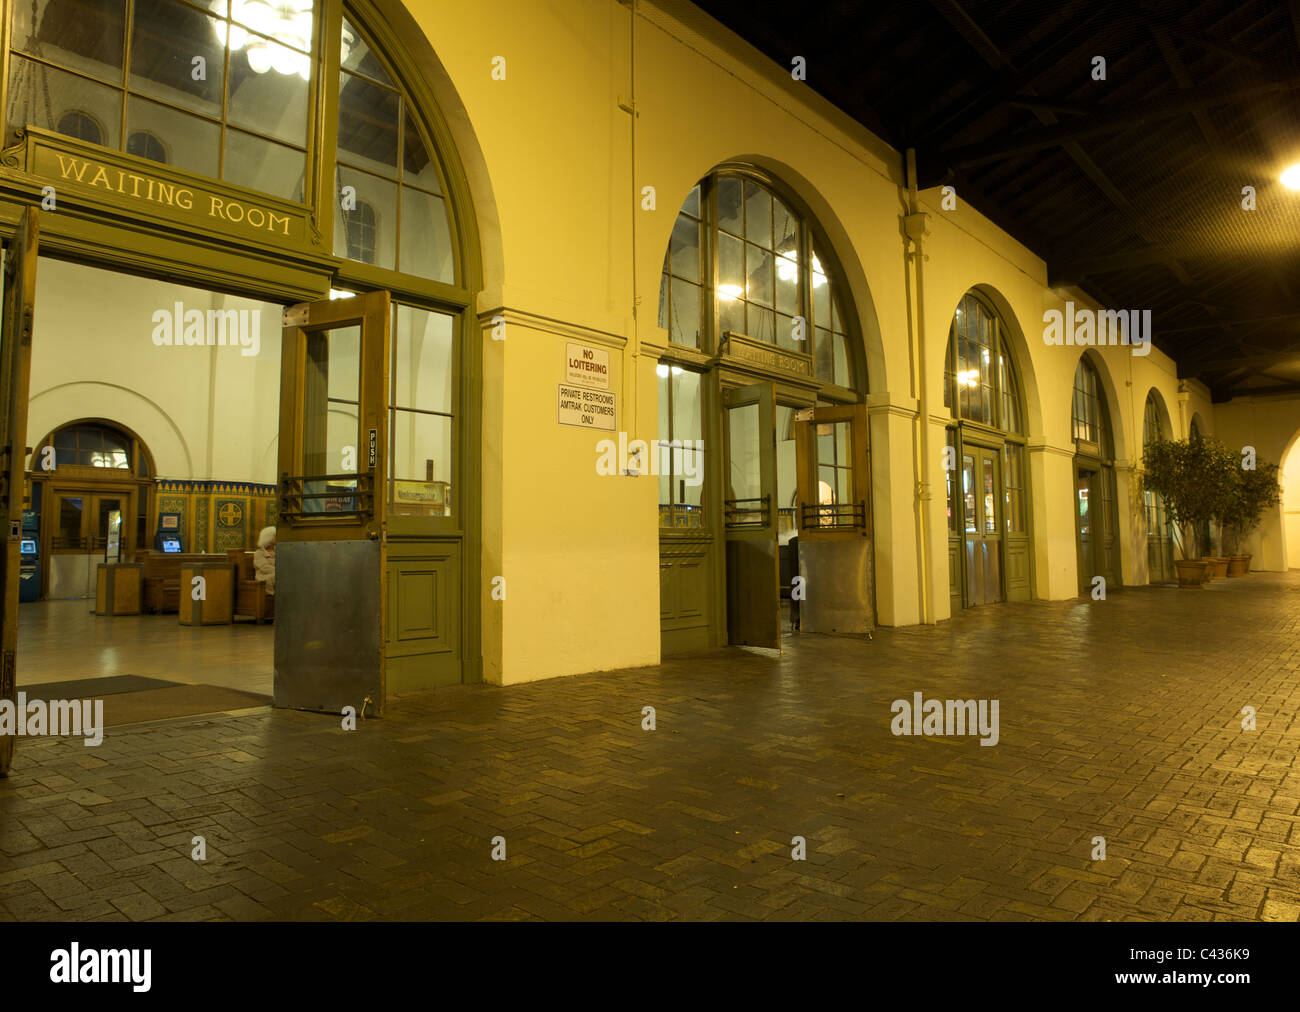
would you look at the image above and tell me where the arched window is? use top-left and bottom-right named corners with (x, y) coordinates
top-left (944, 293), bottom-right (1021, 433)
top-left (657, 172), bottom-right (857, 391)
top-left (56, 110), bottom-right (102, 145)
top-left (333, 16), bottom-right (454, 283)
top-left (1142, 393), bottom-right (1163, 449)
top-left (7, 1), bottom-right (458, 279)
top-left (942, 292), bottom-right (1030, 607)
top-left (1142, 392), bottom-right (1175, 582)
top-left (1072, 356), bottom-right (1119, 591)
top-left (1071, 358), bottom-right (1111, 454)
top-left (126, 130), bottom-right (167, 164)
top-left (50, 422), bottom-right (131, 470)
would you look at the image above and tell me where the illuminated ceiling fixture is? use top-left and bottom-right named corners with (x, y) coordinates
top-left (1282, 163), bottom-right (1300, 191)
top-left (210, 0), bottom-right (333, 82)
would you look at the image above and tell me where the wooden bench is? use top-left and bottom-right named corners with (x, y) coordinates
top-left (225, 550), bottom-right (274, 624)
top-left (136, 550), bottom-right (230, 614)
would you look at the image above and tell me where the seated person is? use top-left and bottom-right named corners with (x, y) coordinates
top-left (254, 526), bottom-right (276, 596)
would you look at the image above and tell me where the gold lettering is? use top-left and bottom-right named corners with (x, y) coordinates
top-left (245, 207), bottom-right (265, 229)
top-left (128, 174), bottom-right (144, 197)
top-left (209, 195), bottom-right (224, 218)
top-left (225, 200), bottom-right (245, 223)
top-left (89, 165), bottom-right (111, 188)
top-left (55, 154), bottom-right (89, 182)
top-left (267, 211), bottom-right (290, 236)
top-left (155, 181), bottom-right (175, 205)
top-left (175, 188), bottom-right (193, 210)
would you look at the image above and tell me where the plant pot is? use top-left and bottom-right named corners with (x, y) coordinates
top-left (1201, 556), bottom-right (1228, 579)
top-left (1175, 560), bottom-right (1208, 587)
top-left (1227, 554), bottom-right (1250, 577)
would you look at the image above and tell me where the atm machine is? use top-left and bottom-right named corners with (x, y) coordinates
top-left (154, 512), bottom-right (183, 553)
top-left (19, 508), bottom-right (39, 602)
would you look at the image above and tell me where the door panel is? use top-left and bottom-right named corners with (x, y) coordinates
top-left (794, 402), bottom-right (873, 633)
top-left (960, 445), bottom-right (1003, 606)
top-left (1076, 469), bottom-right (1095, 593)
top-left (275, 291), bottom-right (389, 714)
top-left (0, 208), bottom-right (38, 775)
top-left (723, 382), bottom-right (779, 648)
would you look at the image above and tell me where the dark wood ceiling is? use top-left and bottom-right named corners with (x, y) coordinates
top-left (694, 0), bottom-right (1300, 401)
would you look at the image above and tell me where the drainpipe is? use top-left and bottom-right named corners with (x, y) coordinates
top-left (904, 149), bottom-right (933, 625)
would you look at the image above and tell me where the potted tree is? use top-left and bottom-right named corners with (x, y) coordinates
top-left (1222, 458), bottom-right (1281, 576)
top-left (1142, 434), bottom-right (1238, 587)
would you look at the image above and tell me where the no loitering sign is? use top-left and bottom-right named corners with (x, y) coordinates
top-left (565, 342), bottom-right (610, 389)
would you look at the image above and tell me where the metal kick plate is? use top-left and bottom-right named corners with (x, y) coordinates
top-left (799, 539), bottom-right (875, 634)
top-left (273, 538), bottom-right (382, 715)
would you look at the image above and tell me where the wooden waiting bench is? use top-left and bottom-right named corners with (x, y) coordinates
top-left (225, 550), bottom-right (274, 624)
top-left (136, 550), bottom-right (230, 614)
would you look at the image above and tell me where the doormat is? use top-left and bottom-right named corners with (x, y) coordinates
top-left (12, 677), bottom-right (269, 727)
top-left (101, 685), bottom-right (270, 727)
top-left (18, 675), bottom-right (181, 699)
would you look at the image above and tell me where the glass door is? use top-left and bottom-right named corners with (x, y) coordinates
top-left (962, 445), bottom-right (1003, 606)
top-left (1076, 468), bottom-right (1096, 592)
top-left (793, 402), bottom-right (872, 632)
top-left (722, 381), bottom-right (779, 648)
top-left (276, 290), bottom-right (389, 714)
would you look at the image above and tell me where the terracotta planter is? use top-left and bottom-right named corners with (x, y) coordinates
top-left (1175, 560), bottom-right (1208, 587)
top-left (1200, 556), bottom-right (1228, 580)
top-left (1228, 554), bottom-right (1251, 577)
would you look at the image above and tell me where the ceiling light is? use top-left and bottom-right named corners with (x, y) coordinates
top-left (1282, 163), bottom-right (1300, 191)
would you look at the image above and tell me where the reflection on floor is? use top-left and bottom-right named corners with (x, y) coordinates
top-left (17, 600), bottom-right (273, 697)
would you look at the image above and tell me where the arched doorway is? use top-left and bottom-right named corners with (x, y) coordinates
top-left (655, 167), bottom-right (869, 653)
top-left (1142, 392), bottom-right (1176, 583)
top-left (0, 0), bottom-right (485, 775)
top-left (28, 420), bottom-right (155, 599)
top-left (1072, 355), bottom-right (1120, 593)
top-left (942, 292), bottom-right (1031, 609)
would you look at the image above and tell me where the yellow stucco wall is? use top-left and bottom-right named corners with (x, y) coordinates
top-left (387, 0), bottom-right (1251, 683)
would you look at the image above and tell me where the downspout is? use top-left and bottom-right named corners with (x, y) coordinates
top-left (904, 149), bottom-right (933, 624)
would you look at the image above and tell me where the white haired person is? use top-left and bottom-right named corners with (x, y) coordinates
top-left (254, 526), bottom-right (277, 596)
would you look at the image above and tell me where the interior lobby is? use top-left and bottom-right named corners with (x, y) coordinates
top-left (0, 0), bottom-right (1298, 931)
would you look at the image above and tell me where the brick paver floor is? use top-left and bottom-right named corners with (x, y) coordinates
top-left (3, 572), bottom-right (1300, 921)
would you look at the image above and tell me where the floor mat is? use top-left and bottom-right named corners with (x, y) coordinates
top-left (100, 684), bottom-right (271, 726)
top-left (18, 675), bottom-right (181, 698)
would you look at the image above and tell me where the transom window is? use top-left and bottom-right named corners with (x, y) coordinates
top-left (943, 293), bottom-right (1021, 433)
top-left (49, 422), bottom-right (131, 469)
top-left (8, 0), bottom-right (316, 200)
top-left (1071, 358), bottom-right (1111, 454)
top-left (333, 17), bottom-right (453, 282)
top-left (658, 172), bottom-right (855, 390)
top-left (5, 2), bottom-right (458, 285)
top-left (1142, 393), bottom-right (1163, 449)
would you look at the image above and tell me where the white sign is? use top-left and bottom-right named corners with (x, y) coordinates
top-left (558, 384), bottom-right (616, 430)
top-left (565, 342), bottom-right (610, 389)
